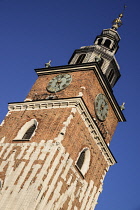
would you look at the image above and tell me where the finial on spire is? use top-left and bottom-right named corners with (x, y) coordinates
top-left (112, 5), bottom-right (127, 30)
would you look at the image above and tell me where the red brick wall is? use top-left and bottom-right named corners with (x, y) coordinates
top-left (0, 108), bottom-right (72, 143)
top-left (0, 106), bottom-right (108, 191)
top-left (26, 70), bottom-right (118, 144)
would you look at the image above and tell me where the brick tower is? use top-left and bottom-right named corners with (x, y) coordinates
top-left (0, 13), bottom-right (125, 210)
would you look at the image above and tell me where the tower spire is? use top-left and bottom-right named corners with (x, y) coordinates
top-left (68, 6), bottom-right (127, 88)
top-left (112, 5), bottom-right (127, 30)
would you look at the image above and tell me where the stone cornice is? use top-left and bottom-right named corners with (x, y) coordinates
top-left (8, 97), bottom-right (117, 166)
top-left (35, 62), bottom-right (96, 76)
top-left (35, 63), bottom-right (126, 122)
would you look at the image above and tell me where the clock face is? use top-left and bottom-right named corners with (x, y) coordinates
top-left (47, 74), bottom-right (72, 93)
top-left (95, 94), bottom-right (108, 121)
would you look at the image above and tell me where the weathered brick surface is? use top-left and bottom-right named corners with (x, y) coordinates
top-left (0, 108), bottom-right (72, 143)
top-left (0, 68), bottom-right (118, 209)
top-left (0, 106), bottom-right (108, 209)
top-left (26, 70), bottom-right (118, 144)
top-left (62, 111), bottom-right (108, 188)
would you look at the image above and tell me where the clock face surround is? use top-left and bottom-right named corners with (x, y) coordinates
top-left (47, 74), bottom-right (72, 93)
top-left (95, 93), bottom-right (108, 121)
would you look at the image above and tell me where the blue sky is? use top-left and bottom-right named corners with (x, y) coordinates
top-left (0, 0), bottom-right (139, 209)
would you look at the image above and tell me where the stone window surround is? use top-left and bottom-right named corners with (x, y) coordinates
top-left (76, 147), bottom-right (90, 177)
top-left (13, 119), bottom-right (38, 141)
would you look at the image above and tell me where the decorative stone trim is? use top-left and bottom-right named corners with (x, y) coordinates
top-left (8, 97), bottom-right (116, 166)
top-left (8, 99), bottom-right (77, 111)
top-left (13, 119), bottom-right (38, 141)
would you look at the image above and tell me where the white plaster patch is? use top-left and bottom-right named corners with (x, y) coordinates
top-left (91, 186), bottom-right (102, 209)
top-left (0, 112), bottom-right (11, 126)
top-left (6, 111), bottom-right (11, 116)
top-left (86, 186), bottom-right (97, 210)
top-left (77, 92), bottom-right (83, 97)
top-left (45, 181), bottom-right (63, 209)
top-left (16, 144), bottom-right (28, 159)
top-left (67, 174), bottom-right (73, 186)
top-left (24, 98), bottom-right (32, 102)
top-left (71, 107), bottom-right (77, 114)
top-left (0, 137), bottom-right (5, 143)
top-left (54, 108), bottom-right (77, 143)
top-left (54, 179), bottom-right (78, 209)
top-left (0, 120), bottom-right (5, 127)
top-left (38, 140), bottom-right (53, 160)
top-left (80, 180), bottom-right (94, 210)
top-left (81, 86), bottom-right (86, 89)
top-left (79, 180), bottom-right (88, 203)
top-left (3, 144), bottom-right (14, 159)
top-left (0, 140), bottom-right (102, 210)
top-left (61, 157), bottom-right (73, 181)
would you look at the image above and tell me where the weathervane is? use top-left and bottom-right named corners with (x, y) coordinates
top-left (112, 5), bottom-right (127, 30)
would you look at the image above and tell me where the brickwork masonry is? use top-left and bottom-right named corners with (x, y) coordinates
top-left (0, 107), bottom-right (108, 210)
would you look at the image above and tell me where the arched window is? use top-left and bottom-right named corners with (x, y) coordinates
top-left (22, 124), bottom-right (36, 140)
top-left (76, 150), bottom-right (85, 169)
top-left (14, 119), bottom-right (37, 141)
top-left (97, 38), bottom-right (103, 45)
top-left (104, 39), bottom-right (111, 48)
top-left (76, 148), bottom-right (90, 176)
top-left (108, 69), bottom-right (114, 83)
top-left (76, 54), bottom-right (86, 64)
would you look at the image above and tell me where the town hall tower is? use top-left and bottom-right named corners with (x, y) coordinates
top-left (0, 13), bottom-right (125, 210)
